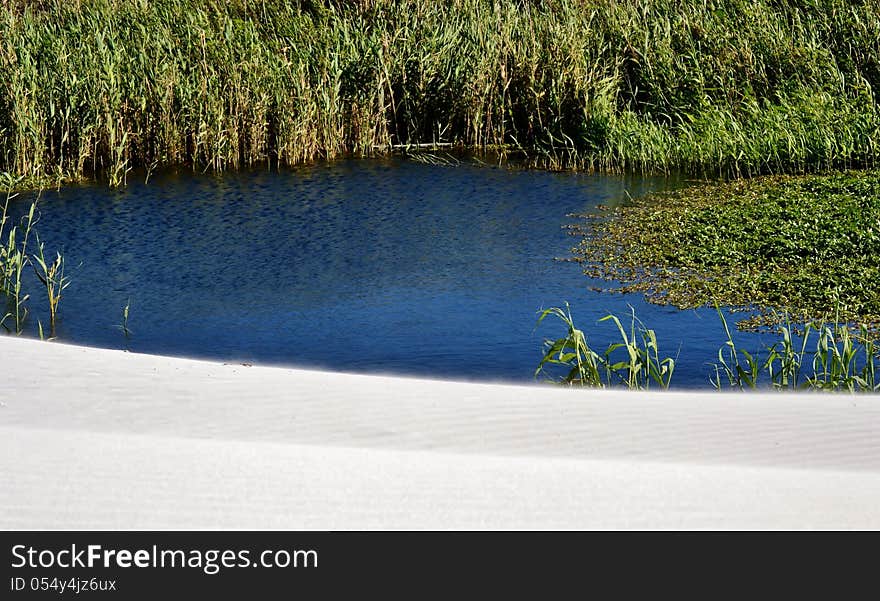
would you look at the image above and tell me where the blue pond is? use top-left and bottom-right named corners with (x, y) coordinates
top-left (8, 159), bottom-right (769, 387)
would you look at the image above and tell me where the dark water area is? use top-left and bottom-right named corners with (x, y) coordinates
top-left (7, 159), bottom-right (770, 387)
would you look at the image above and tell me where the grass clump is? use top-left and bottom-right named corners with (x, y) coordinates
top-left (31, 233), bottom-right (70, 337)
top-left (713, 308), bottom-right (880, 392)
top-left (537, 304), bottom-right (880, 392)
top-left (0, 192), bottom-right (36, 333)
top-left (2, 0), bottom-right (880, 183)
top-left (535, 303), bottom-right (676, 389)
top-left (1, 182), bottom-right (69, 336)
top-left (573, 171), bottom-right (880, 330)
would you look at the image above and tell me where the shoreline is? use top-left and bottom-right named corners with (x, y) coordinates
top-left (2, 337), bottom-right (880, 529)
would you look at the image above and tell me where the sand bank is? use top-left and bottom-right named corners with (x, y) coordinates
top-left (2, 337), bottom-right (879, 529)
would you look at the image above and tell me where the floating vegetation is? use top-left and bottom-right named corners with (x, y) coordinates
top-left (536, 304), bottom-right (880, 392)
top-left (572, 171), bottom-right (880, 330)
top-left (1, 0), bottom-right (880, 185)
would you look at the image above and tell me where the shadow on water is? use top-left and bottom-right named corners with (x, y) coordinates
top-left (7, 158), bottom-right (769, 387)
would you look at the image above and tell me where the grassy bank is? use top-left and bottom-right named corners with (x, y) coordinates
top-left (572, 171), bottom-right (880, 329)
top-left (2, 0), bottom-right (880, 184)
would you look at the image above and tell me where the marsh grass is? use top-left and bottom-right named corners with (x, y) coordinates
top-left (599, 311), bottom-right (676, 390)
top-left (713, 308), bottom-right (880, 392)
top-left (807, 324), bottom-right (879, 392)
top-left (765, 322), bottom-right (880, 393)
top-left (0, 185), bottom-right (69, 337)
top-left (539, 304), bottom-right (880, 392)
top-left (710, 307), bottom-right (763, 390)
top-left (2, 0), bottom-right (880, 184)
top-left (0, 197), bottom-right (36, 333)
top-left (536, 303), bottom-right (676, 390)
top-left (31, 233), bottom-right (69, 337)
top-left (535, 304), bottom-right (605, 387)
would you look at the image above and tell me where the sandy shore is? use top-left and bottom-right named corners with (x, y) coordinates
top-left (2, 337), bottom-right (879, 529)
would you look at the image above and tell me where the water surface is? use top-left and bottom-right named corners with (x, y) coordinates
top-left (9, 159), bottom-right (767, 387)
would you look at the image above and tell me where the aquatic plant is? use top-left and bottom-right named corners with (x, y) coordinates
top-left (538, 304), bottom-right (880, 392)
top-left (31, 233), bottom-right (70, 337)
top-left (598, 310), bottom-right (676, 390)
top-left (574, 171), bottom-right (880, 330)
top-left (803, 323), bottom-right (879, 392)
top-left (535, 304), bottom-right (605, 387)
top-left (535, 303), bottom-right (676, 390)
top-left (710, 306), bottom-right (764, 390)
top-left (0, 198), bottom-right (36, 333)
top-left (712, 308), bottom-right (880, 393)
top-left (2, 0), bottom-right (880, 184)
top-left (117, 298), bottom-right (132, 338)
top-left (1, 187), bottom-right (69, 336)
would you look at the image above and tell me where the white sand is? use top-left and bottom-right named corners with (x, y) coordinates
top-left (2, 336), bottom-right (879, 529)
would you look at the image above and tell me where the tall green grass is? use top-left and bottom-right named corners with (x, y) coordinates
top-left (537, 304), bottom-right (880, 392)
top-left (0, 190), bottom-right (36, 332)
top-left (536, 303), bottom-right (676, 390)
top-left (2, 0), bottom-right (879, 184)
top-left (713, 308), bottom-right (880, 392)
top-left (1, 181), bottom-right (67, 336)
top-left (31, 232), bottom-right (69, 337)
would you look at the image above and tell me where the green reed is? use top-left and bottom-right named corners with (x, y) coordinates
top-left (31, 233), bottom-right (70, 337)
top-left (714, 320), bottom-right (880, 393)
top-left (536, 303), bottom-right (675, 390)
top-left (599, 310), bottom-right (676, 390)
top-left (1, 183), bottom-right (69, 337)
top-left (539, 304), bottom-right (880, 393)
top-left (803, 323), bottom-right (879, 392)
top-left (535, 304), bottom-right (605, 387)
top-left (0, 196), bottom-right (36, 333)
top-left (710, 307), bottom-right (763, 390)
top-left (2, 0), bottom-right (879, 184)
top-left (117, 298), bottom-right (131, 338)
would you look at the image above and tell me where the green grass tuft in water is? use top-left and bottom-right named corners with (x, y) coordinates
top-left (537, 303), bottom-right (880, 392)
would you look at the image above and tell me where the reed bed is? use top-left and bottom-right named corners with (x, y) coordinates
top-left (2, 0), bottom-right (879, 184)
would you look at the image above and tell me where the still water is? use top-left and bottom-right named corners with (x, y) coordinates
top-left (9, 159), bottom-right (767, 387)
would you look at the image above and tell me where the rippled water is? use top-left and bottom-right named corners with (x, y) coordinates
top-left (7, 159), bottom-right (768, 387)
